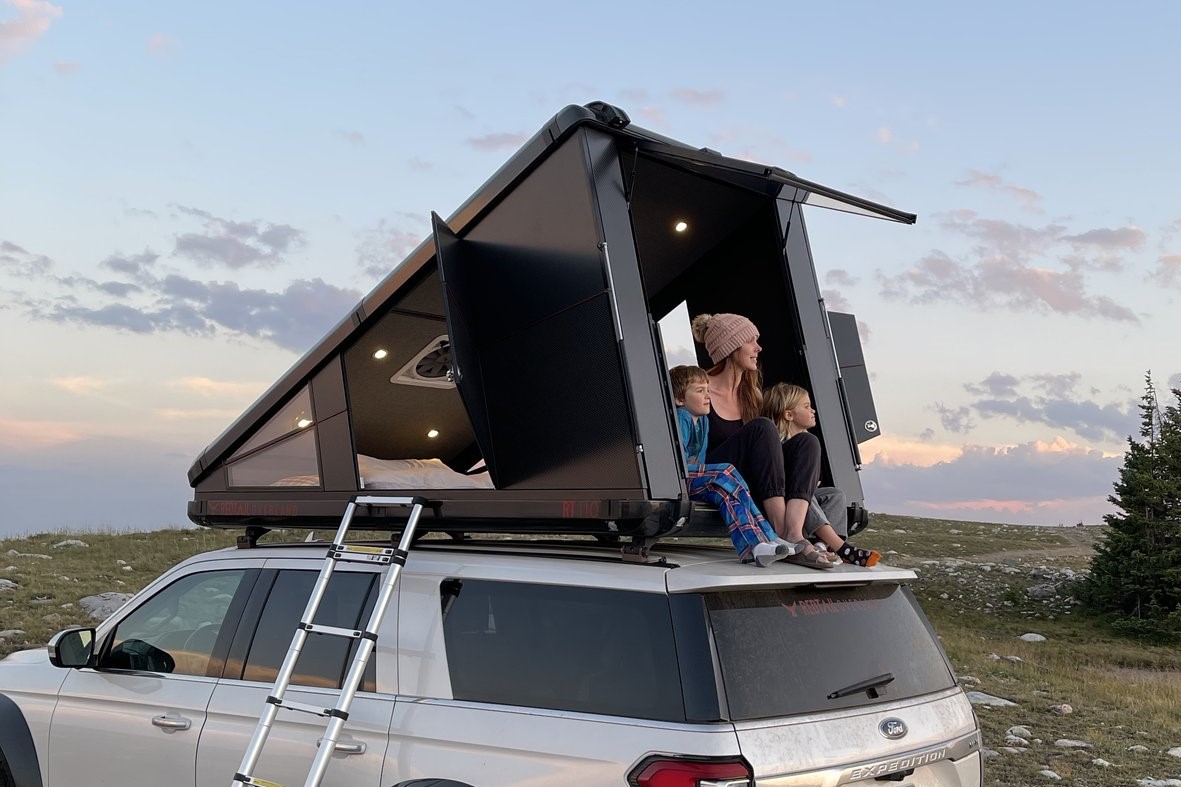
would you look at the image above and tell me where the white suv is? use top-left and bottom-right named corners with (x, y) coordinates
top-left (0, 536), bottom-right (982, 786)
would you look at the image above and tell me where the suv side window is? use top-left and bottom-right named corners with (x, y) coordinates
top-left (99, 569), bottom-right (248, 676)
top-left (241, 569), bottom-right (379, 691)
top-left (441, 579), bottom-right (684, 722)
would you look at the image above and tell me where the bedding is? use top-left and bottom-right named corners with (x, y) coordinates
top-left (270, 456), bottom-right (494, 489)
top-left (358, 455), bottom-right (494, 489)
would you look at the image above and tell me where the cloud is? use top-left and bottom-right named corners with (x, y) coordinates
top-left (0, 0), bottom-right (60, 62)
top-left (670, 88), bottom-right (723, 108)
top-left (708, 126), bottom-right (811, 165)
top-left (52, 60), bottom-right (79, 76)
top-left (356, 216), bottom-right (426, 280)
top-left (878, 211), bottom-right (1140, 322)
top-left (153, 407), bottom-right (242, 421)
top-left (820, 289), bottom-right (849, 313)
top-left (334, 129), bottom-right (365, 145)
top-left (0, 239), bottom-right (52, 277)
top-left (172, 206), bottom-right (304, 269)
top-left (831, 96), bottom-right (847, 108)
top-left (100, 250), bottom-right (158, 278)
top-left (0, 416), bottom-right (83, 449)
top-left (53, 376), bottom-right (108, 395)
top-left (1061, 226), bottom-right (1145, 251)
top-left (934, 402), bottom-right (975, 434)
top-left (959, 371), bottom-right (1138, 443)
top-left (635, 106), bottom-right (666, 126)
top-left (876, 127), bottom-right (893, 144)
top-left (825, 269), bottom-right (859, 287)
top-left (618, 88), bottom-right (650, 102)
top-left (466, 132), bottom-right (529, 151)
top-left (964, 372), bottom-right (1020, 398)
top-left (146, 32), bottom-right (178, 57)
top-left (5, 238), bottom-right (360, 352)
top-left (407, 156), bottom-right (432, 171)
top-left (1150, 254), bottom-right (1181, 287)
top-left (862, 436), bottom-right (1120, 525)
top-left (954, 169), bottom-right (1043, 213)
top-left (169, 377), bottom-right (264, 399)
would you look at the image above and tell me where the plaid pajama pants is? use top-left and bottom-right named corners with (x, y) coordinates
top-left (687, 463), bottom-right (779, 560)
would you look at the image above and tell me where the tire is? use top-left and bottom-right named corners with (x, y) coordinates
top-left (0, 752), bottom-right (15, 787)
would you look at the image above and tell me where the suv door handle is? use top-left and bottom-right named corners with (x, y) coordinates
top-left (151, 714), bottom-right (192, 731)
top-left (316, 738), bottom-right (366, 755)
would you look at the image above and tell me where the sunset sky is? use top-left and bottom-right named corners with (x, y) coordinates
top-left (2, 1), bottom-right (1179, 536)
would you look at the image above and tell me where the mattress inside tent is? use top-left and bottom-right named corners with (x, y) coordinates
top-left (272, 455), bottom-right (494, 490)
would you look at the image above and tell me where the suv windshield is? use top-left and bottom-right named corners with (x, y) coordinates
top-left (705, 583), bottom-right (956, 720)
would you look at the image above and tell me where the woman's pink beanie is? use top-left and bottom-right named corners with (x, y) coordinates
top-left (691, 313), bottom-right (759, 364)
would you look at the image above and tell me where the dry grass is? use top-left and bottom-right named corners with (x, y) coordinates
top-left (3, 516), bottom-right (1181, 785)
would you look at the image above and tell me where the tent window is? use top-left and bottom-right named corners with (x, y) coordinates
top-left (231, 387), bottom-right (314, 460)
top-left (227, 428), bottom-right (319, 488)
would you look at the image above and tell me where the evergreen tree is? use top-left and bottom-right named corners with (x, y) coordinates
top-left (1079, 373), bottom-right (1181, 640)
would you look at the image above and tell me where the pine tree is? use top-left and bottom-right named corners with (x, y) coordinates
top-left (1079, 373), bottom-right (1181, 640)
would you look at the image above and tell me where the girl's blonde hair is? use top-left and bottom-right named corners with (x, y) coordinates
top-left (761, 382), bottom-right (810, 439)
top-left (690, 313), bottom-right (763, 422)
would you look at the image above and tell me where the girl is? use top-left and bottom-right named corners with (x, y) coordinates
top-left (762, 382), bottom-right (881, 567)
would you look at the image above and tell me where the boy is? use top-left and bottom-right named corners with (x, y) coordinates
top-left (670, 365), bottom-right (794, 566)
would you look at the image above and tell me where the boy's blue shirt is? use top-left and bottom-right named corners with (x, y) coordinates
top-left (676, 407), bottom-right (709, 471)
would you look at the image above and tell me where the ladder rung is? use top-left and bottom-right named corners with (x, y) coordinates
top-left (267, 696), bottom-right (348, 720)
top-left (299, 622), bottom-right (375, 641)
top-left (235, 775), bottom-right (286, 787)
top-left (329, 544), bottom-right (397, 564)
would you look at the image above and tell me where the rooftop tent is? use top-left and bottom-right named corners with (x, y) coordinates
top-left (187, 101), bottom-right (914, 536)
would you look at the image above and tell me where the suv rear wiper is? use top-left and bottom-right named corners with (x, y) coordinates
top-left (827, 672), bottom-right (895, 700)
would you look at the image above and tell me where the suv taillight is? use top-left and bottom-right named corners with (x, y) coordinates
top-left (627, 755), bottom-right (753, 787)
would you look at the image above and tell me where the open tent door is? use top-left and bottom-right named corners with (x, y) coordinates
top-left (431, 211), bottom-right (645, 493)
top-left (828, 311), bottom-right (880, 445)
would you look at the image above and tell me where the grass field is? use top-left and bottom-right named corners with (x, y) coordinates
top-left (3, 514), bottom-right (1180, 785)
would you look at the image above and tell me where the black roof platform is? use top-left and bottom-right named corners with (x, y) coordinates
top-left (188, 102), bottom-right (913, 538)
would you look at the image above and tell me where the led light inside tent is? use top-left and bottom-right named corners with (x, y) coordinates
top-left (674, 220), bottom-right (688, 233)
top-left (427, 429), bottom-right (440, 439)
top-left (373, 348), bottom-right (389, 360)
top-left (296, 418), bottom-right (313, 429)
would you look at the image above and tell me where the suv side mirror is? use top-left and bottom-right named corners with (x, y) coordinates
top-left (48, 627), bottom-right (96, 668)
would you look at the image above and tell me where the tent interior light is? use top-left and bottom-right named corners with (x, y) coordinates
top-left (373, 348), bottom-right (389, 360)
top-left (674, 220), bottom-right (688, 233)
top-left (296, 418), bottom-right (313, 429)
top-left (427, 429), bottom-right (440, 439)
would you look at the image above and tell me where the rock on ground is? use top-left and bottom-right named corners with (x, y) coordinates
top-left (967, 691), bottom-right (1018, 707)
top-left (79, 592), bottom-right (133, 621)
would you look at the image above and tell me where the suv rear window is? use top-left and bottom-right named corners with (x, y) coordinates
top-left (706, 583), bottom-right (956, 720)
top-left (442, 579), bottom-right (685, 721)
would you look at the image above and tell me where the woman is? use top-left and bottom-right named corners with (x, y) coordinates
top-left (690, 313), bottom-right (836, 569)
top-left (762, 383), bottom-right (881, 566)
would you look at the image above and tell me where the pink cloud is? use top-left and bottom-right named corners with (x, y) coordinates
top-left (0, 0), bottom-right (61, 62)
top-left (466, 132), bottom-right (529, 152)
top-left (1150, 254), bottom-right (1181, 287)
top-left (146, 32), bottom-right (179, 58)
top-left (0, 417), bottom-right (84, 449)
top-left (670, 88), bottom-right (724, 108)
top-left (52, 60), bottom-right (79, 76)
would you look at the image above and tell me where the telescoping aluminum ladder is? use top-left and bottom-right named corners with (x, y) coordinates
top-left (232, 495), bottom-right (428, 787)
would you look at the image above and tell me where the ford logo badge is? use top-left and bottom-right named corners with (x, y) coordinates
top-left (879, 718), bottom-right (908, 739)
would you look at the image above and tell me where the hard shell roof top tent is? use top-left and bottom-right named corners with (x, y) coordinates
top-left (187, 101), bottom-right (914, 540)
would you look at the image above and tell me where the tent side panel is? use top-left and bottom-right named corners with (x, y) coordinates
top-left (581, 129), bottom-right (686, 503)
top-left (777, 200), bottom-right (865, 505)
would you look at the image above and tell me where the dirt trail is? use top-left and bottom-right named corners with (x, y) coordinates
top-left (971, 527), bottom-right (1101, 564)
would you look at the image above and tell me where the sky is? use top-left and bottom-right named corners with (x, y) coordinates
top-left (2, 1), bottom-right (1179, 537)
